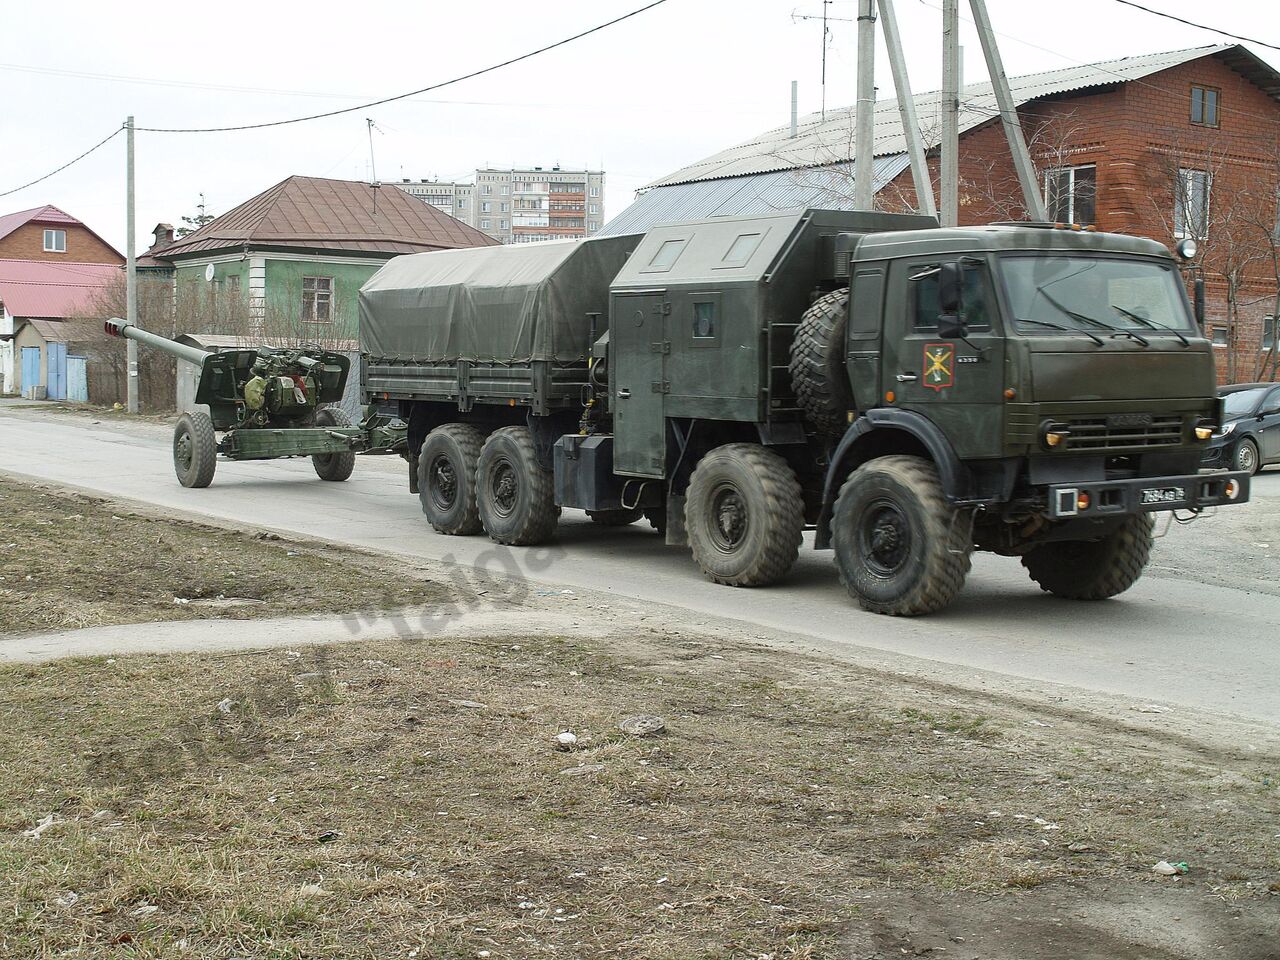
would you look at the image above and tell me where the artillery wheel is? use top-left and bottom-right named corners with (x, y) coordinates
top-left (173, 412), bottom-right (217, 488)
top-left (1021, 514), bottom-right (1153, 600)
top-left (685, 443), bottom-right (803, 587)
top-left (312, 407), bottom-right (356, 482)
top-left (586, 507), bottom-right (644, 526)
top-left (789, 287), bottom-right (853, 437)
top-left (832, 455), bottom-right (972, 616)
top-left (418, 423), bottom-right (485, 536)
top-left (477, 426), bottom-right (560, 546)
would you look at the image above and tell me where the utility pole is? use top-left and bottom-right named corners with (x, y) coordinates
top-left (968, 0), bottom-right (1047, 220)
top-left (940, 0), bottom-right (960, 227)
top-left (853, 0), bottom-right (877, 210)
top-left (125, 116), bottom-right (138, 414)
top-left (878, 0), bottom-right (937, 218)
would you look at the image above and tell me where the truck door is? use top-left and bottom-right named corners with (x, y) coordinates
top-left (1259, 386), bottom-right (1280, 463)
top-left (612, 291), bottom-right (668, 478)
top-left (881, 259), bottom-right (1006, 458)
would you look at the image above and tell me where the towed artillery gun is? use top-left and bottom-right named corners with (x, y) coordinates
top-left (104, 318), bottom-right (405, 487)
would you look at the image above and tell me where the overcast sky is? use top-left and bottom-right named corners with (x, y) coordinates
top-left (3, 0), bottom-right (1278, 255)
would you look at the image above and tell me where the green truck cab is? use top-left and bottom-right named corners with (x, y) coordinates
top-left (359, 208), bottom-right (1249, 615)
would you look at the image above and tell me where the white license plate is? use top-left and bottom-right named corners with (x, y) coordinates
top-left (1141, 486), bottom-right (1185, 505)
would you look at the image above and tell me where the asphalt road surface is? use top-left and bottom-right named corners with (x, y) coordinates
top-left (3, 404), bottom-right (1278, 726)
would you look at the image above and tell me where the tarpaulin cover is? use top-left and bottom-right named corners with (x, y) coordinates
top-left (359, 234), bottom-right (638, 364)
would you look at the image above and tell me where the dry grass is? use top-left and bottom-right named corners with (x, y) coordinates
top-left (0, 475), bottom-right (443, 635)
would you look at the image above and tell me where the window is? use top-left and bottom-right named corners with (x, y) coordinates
top-left (457, 198), bottom-right (467, 210)
top-left (480, 201), bottom-right (491, 213)
top-left (588, 204), bottom-right (599, 215)
top-left (589, 186), bottom-right (600, 197)
top-left (1212, 325), bottom-right (1228, 346)
top-left (719, 232), bottom-right (765, 268)
top-left (42, 229), bottom-right (66, 253)
top-left (1044, 165), bottom-right (1096, 225)
top-left (1175, 168), bottom-right (1211, 240)
top-left (1191, 85), bottom-right (1219, 127)
top-left (227, 275), bottom-right (241, 295)
top-left (301, 277), bottom-right (332, 323)
top-left (480, 219), bottom-right (491, 229)
top-left (1264, 316), bottom-right (1276, 350)
top-left (500, 219), bottom-right (509, 230)
top-left (910, 262), bottom-right (992, 330)
top-left (482, 185), bottom-right (492, 195)
top-left (588, 221), bottom-right (598, 231)
top-left (642, 238), bottom-right (687, 273)
top-left (500, 202), bottom-right (510, 212)
top-left (692, 301), bottom-right (717, 339)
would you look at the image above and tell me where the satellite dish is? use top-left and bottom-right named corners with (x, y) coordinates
top-left (205, 263), bottom-right (216, 283)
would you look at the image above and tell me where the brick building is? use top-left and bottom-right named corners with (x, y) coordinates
top-left (607, 44), bottom-right (1280, 382)
top-left (0, 205), bottom-right (123, 265)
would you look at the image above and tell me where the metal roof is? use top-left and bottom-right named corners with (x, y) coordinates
top-left (596, 155), bottom-right (910, 238)
top-left (0, 204), bottom-right (125, 259)
top-left (646, 44), bottom-right (1262, 189)
top-left (158, 176), bottom-right (500, 260)
top-left (0, 259), bottom-right (120, 319)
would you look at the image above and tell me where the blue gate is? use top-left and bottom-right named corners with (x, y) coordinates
top-left (67, 355), bottom-right (88, 402)
top-left (47, 342), bottom-right (67, 400)
top-left (21, 346), bottom-right (40, 393)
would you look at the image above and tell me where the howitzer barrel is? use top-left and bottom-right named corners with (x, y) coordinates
top-left (104, 317), bottom-right (211, 367)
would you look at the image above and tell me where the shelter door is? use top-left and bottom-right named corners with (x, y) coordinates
top-left (612, 292), bottom-right (668, 478)
top-left (21, 347), bottom-right (40, 393)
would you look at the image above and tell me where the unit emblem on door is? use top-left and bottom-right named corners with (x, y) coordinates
top-left (923, 343), bottom-right (955, 391)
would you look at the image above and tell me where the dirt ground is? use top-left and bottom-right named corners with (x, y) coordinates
top-left (0, 477), bottom-right (1277, 959)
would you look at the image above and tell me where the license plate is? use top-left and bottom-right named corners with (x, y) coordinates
top-left (1141, 486), bottom-right (1185, 505)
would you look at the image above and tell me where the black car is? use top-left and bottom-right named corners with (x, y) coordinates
top-left (1202, 382), bottom-right (1280, 474)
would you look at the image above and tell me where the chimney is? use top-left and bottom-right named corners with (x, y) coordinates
top-left (151, 223), bottom-right (175, 250)
top-left (790, 80), bottom-right (798, 138)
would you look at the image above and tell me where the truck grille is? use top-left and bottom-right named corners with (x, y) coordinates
top-left (1063, 414), bottom-right (1184, 451)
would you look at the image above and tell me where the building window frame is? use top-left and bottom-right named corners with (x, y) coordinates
top-left (1174, 167), bottom-right (1211, 241)
top-left (42, 228), bottom-right (67, 253)
top-left (1043, 164), bottom-right (1096, 226)
top-left (1190, 84), bottom-right (1220, 127)
top-left (301, 276), bottom-right (333, 324)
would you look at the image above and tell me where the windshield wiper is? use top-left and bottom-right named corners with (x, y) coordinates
top-left (1112, 304), bottom-right (1189, 347)
top-left (1110, 329), bottom-right (1152, 347)
top-left (1018, 316), bottom-right (1104, 346)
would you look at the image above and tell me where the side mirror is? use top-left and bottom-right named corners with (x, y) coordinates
top-left (1193, 278), bottom-right (1206, 329)
top-left (937, 261), bottom-right (966, 338)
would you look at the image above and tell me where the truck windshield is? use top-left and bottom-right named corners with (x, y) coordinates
top-left (1001, 256), bottom-right (1194, 338)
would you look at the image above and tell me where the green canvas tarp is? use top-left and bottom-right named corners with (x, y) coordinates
top-left (359, 234), bottom-right (639, 365)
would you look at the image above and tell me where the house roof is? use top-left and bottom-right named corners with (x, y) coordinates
top-left (20, 318), bottom-right (72, 342)
top-left (0, 259), bottom-right (120, 319)
top-left (158, 176), bottom-right (500, 260)
top-left (0, 204), bottom-right (125, 259)
top-left (645, 44), bottom-right (1277, 189)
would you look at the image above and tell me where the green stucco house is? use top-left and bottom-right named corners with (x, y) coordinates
top-left (156, 176), bottom-right (497, 341)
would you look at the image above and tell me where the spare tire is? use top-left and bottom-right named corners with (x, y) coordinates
top-left (789, 287), bottom-right (852, 437)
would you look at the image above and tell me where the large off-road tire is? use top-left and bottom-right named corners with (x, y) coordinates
top-left (173, 412), bottom-right (217, 488)
top-left (685, 443), bottom-right (804, 587)
top-left (789, 288), bottom-right (853, 436)
top-left (832, 455), bottom-right (972, 616)
top-left (418, 423), bottom-right (485, 535)
top-left (476, 426), bottom-right (560, 546)
top-left (1233, 438), bottom-right (1259, 476)
top-left (311, 407), bottom-right (357, 482)
top-left (1021, 514), bottom-right (1153, 600)
top-left (587, 507), bottom-right (644, 526)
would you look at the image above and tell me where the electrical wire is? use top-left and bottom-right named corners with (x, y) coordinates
top-left (0, 126), bottom-right (123, 199)
top-left (1108, 0), bottom-right (1280, 54)
top-left (135, 0), bottom-right (669, 133)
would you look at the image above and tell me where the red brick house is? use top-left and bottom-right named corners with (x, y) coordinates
top-left (612, 44), bottom-right (1280, 383)
top-left (0, 205), bottom-right (124, 265)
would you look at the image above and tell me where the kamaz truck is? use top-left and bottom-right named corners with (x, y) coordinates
top-left (359, 208), bottom-right (1250, 615)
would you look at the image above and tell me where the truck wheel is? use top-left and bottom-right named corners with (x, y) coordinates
top-left (418, 424), bottom-right (485, 535)
top-left (685, 444), bottom-right (803, 587)
top-left (173, 412), bottom-right (217, 488)
top-left (789, 287), bottom-right (853, 437)
top-left (587, 507), bottom-right (644, 526)
top-left (1021, 514), bottom-right (1153, 600)
top-left (477, 426), bottom-right (560, 546)
top-left (832, 455), bottom-right (972, 616)
top-left (312, 407), bottom-right (356, 482)
top-left (1233, 438), bottom-right (1259, 476)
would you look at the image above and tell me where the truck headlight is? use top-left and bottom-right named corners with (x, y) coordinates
top-left (1039, 420), bottom-right (1071, 449)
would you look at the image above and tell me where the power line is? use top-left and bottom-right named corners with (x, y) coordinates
top-left (1108, 0), bottom-right (1280, 54)
top-left (136, 0), bottom-right (670, 133)
top-left (0, 127), bottom-right (123, 199)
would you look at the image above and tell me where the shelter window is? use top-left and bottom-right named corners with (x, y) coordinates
top-left (1044, 165), bottom-right (1095, 226)
top-left (1190, 85), bottom-right (1219, 126)
top-left (302, 277), bottom-right (332, 324)
top-left (719, 232), bottom-right (764, 268)
top-left (692, 301), bottom-right (717, 339)
top-left (643, 238), bottom-right (687, 273)
top-left (43, 229), bottom-right (66, 253)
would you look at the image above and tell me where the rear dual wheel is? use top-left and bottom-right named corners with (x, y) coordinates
top-left (477, 426), bottom-right (560, 546)
top-left (418, 423), bottom-right (485, 535)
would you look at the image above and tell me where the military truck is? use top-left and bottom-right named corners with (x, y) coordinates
top-left (359, 208), bottom-right (1249, 615)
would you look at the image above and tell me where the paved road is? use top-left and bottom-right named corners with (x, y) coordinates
top-left (3, 406), bottom-right (1279, 724)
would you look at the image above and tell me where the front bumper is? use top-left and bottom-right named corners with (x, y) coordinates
top-left (1046, 469), bottom-right (1250, 519)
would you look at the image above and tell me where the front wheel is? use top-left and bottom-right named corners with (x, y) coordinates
top-left (831, 455), bottom-right (972, 616)
top-left (173, 412), bottom-right (217, 488)
top-left (312, 407), bottom-right (356, 482)
top-left (1233, 438), bottom-right (1259, 476)
top-left (476, 426), bottom-right (560, 545)
top-left (685, 444), bottom-right (803, 587)
top-left (1021, 513), bottom-right (1153, 600)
